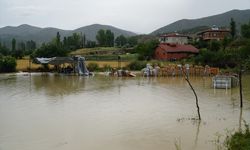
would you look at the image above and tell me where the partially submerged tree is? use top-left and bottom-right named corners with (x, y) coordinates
top-left (183, 70), bottom-right (201, 120)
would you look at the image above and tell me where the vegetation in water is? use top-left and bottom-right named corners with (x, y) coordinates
top-left (87, 62), bottom-right (99, 71)
top-left (225, 122), bottom-right (250, 150)
top-left (0, 55), bottom-right (17, 73)
top-left (213, 121), bottom-right (250, 150)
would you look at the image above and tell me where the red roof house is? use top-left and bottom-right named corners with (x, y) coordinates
top-left (154, 43), bottom-right (199, 60)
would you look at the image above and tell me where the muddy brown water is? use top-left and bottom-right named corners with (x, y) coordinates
top-left (0, 73), bottom-right (250, 150)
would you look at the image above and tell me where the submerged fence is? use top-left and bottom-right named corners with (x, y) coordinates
top-left (159, 65), bottom-right (219, 77)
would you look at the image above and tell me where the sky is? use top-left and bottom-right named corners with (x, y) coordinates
top-left (0, 0), bottom-right (250, 34)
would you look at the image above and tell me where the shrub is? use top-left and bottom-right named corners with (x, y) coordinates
top-left (102, 64), bottom-right (112, 71)
top-left (0, 56), bottom-right (17, 72)
top-left (225, 123), bottom-right (250, 150)
top-left (127, 61), bottom-right (147, 70)
top-left (87, 63), bottom-right (99, 71)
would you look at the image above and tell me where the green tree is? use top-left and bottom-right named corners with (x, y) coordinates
top-left (34, 33), bottom-right (68, 57)
top-left (96, 29), bottom-right (106, 46)
top-left (65, 33), bottom-right (81, 50)
top-left (127, 36), bottom-right (138, 47)
top-left (105, 30), bottom-right (114, 47)
top-left (241, 21), bottom-right (250, 38)
top-left (222, 37), bottom-right (230, 50)
top-left (56, 32), bottom-right (61, 46)
top-left (0, 42), bottom-right (10, 56)
top-left (63, 37), bottom-right (68, 48)
top-left (12, 38), bottom-right (16, 51)
top-left (25, 40), bottom-right (36, 55)
top-left (26, 40), bottom-right (36, 51)
top-left (83, 34), bottom-right (86, 48)
top-left (209, 40), bottom-right (221, 51)
top-left (34, 42), bottom-right (67, 58)
top-left (11, 41), bottom-right (25, 59)
top-left (85, 40), bottom-right (96, 48)
top-left (115, 35), bottom-right (127, 47)
top-left (0, 56), bottom-right (16, 72)
top-left (230, 18), bottom-right (236, 39)
top-left (18, 41), bottom-right (26, 51)
top-left (135, 40), bottom-right (159, 60)
top-left (96, 29), bottom-right (114, 47)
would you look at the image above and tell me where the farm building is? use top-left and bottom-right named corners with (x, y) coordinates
top-left (154, 43), bottom-right (199, 60)
top-left (155, 33), bottom-right (199, 60)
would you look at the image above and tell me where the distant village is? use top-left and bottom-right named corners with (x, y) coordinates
top-left (154, 25), bottom-right (230, 60)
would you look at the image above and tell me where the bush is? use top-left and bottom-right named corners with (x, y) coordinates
top-left (87, 63), bottom-right (99, 71)
top-left (127, 61), bottom-right (147, 70)
top-left (102, 64), bottom-right (112, 71)
top-left (225, 123), bottom-right (250, 150)
top-left (0, 56), bottom-right (17, 72)
top-left (194, 49), bottom-right (234, 68)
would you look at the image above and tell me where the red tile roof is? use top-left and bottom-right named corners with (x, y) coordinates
top-left (157, 43), bottom-right (199, 53)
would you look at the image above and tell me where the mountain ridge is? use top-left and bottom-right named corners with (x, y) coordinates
top-left (151, 9), bottom-right (250, 35)
top-left (0, 24), bottom-right (137, 47)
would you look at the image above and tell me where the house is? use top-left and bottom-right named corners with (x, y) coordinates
top-left (155, 43), bottom-right (199, 60)
top-left (197, 26), bottom-right (230, 41)
top-left (155, 33), bottom-right (199, 60)
top-left (159, 33), bottom-right (189, 44)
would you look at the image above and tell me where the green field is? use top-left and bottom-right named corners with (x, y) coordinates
top-left (70, 47), bottom-right (120, 55)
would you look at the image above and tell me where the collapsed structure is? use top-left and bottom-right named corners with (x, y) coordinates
top-left (34, 56), bottom-right (91, 76)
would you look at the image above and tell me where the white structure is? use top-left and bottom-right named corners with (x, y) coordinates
top-left (159, 33), bottom-right (189, 45)
top-left (212, 75), bottom-right (239, 89)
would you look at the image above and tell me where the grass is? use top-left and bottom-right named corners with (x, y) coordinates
top-left (83, 54), bottom-right (138, 61)
top-left (16, 59), bottom-right (130, 71)
top-left (16, 59), bottom-right (42, 71)
top-left (70, 47), bottom-right (120, 55)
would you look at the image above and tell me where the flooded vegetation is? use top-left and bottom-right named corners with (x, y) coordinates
top-left (0, 74), bottom-right (250, 150)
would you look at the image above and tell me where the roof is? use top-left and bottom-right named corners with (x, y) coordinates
top-left (34, 57), bottom-right (54, 64)
top-left (157, 43), bottom-right (199, 53)
top-left (34, 56), bottom-right (83, 65)
top-left (197, 29), bottom-right (230, 35)
top-left (49, 57), bottom-right (74, 65)
top-left (160, 33), bottom-right (189, 38)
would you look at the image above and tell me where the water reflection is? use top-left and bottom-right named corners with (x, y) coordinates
top-left (32, 74), bottom-right (121, 97)
top-left (32, 74), bottom-right (87, 96)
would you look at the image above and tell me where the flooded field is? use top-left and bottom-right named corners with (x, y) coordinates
top-left (0, 74), bottom-right (250, 150)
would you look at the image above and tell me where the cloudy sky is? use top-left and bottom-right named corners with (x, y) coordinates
top-left (0, 0), bottom-right (249, 33)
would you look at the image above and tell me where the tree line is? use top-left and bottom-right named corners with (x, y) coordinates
top-left (0, 39), bottom-right (36, 59)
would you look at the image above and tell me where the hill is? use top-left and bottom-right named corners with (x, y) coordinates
top-left (0, 24), bottom-right (137, 48)
top-left (151, 9), bottom-right (250, 35)
top-left (73, 24), bottom-right (136, 42)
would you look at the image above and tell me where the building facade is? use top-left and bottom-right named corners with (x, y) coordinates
top-left (197, 27), bottom-right (230, 41)
top-left (155, 43), bottom-right (199, 60)
top-left (155, 33), bottom-right (199, 60)
top-left (159, 33), bottom-right (189, 45)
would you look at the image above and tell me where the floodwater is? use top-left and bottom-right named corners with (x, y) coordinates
top-left (0, 73), bottom-right (250, 150)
